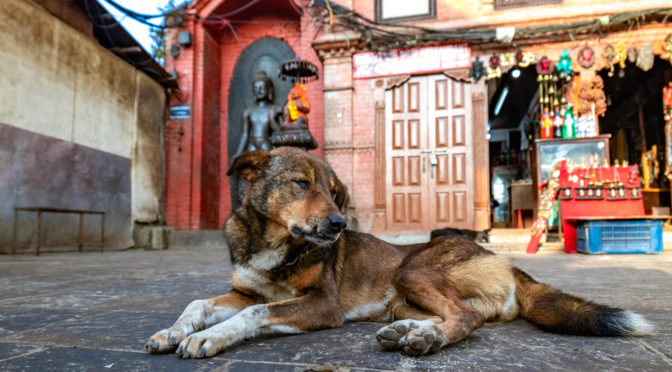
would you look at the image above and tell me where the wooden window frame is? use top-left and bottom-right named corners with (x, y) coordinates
top-left (375, 0), bottom-right (436, 23)
top-left (494, 0), bottom-right (562, 11)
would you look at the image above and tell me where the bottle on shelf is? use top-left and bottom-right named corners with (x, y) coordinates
top-left (553, 105), bottom-right (563, 138)
top-left (562, 105), bottom-right (576, 139)
top-left (540, 107), bottom-right (553, 139)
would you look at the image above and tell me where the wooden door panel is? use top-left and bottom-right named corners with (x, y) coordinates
top-left (453, 153), bottom-right (466, 184)
top-left (452, 116), bottom-right (465, 146)
top-left (428, 74), bottom-right (473, 229)
top-left (392, 193), bottom-right (405, 222)
top-left (436, 192), bottom-right (450, 223)
top-left (392, 120), bottom-right (404, 149)
top-left (453, 191), bottom-right (467, 222)
top-left (408, 193), bottom-right (422, 223)
top-left (452, 79), bottom-right (465, 108)
top-left (408, 156), bottom-right (421, 185)
top-left (408, 82), bottom-right (421, 113)
top-left (385, 77), bottom-right (428, 230)
top-left (392, 86), bottom-right (404, 113)
top-left (386, 74), bottom-right (473, 231)
top-left (408, 119), bottom-right (420, 149)
top-left (436, 154), bottom-right (449, 185)
top-left (435, 79), bottom-right (448, 110)
top-left (392, 156), bottom-right (404, 185)
top-left (435, 117), bottom-right (449, 148)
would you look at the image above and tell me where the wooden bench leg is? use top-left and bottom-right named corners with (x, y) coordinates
top-left (12, 209), bottom-right (17, 255)
top-left (36, 211), bottom-right (42, 256)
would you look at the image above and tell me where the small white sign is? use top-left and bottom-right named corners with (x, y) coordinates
top-left (353, 43), bottom-right (471, 79)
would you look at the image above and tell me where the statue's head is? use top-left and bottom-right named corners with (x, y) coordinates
top-left (252, 71), bottom-right (274, 102)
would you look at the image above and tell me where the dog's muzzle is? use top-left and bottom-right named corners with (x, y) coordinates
top-left (291, 214), bottom-right (346, 244)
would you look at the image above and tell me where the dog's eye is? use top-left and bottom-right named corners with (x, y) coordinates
top-left (330, 189), bottom-right (338, 200)
top-left (295, 180), bottom-right (309, 190)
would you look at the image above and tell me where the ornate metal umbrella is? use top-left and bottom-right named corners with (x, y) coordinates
top-left (277, 59), bottom-right (319, 84)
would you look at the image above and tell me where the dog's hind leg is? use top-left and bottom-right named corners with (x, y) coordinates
top-left (145, 290), bottom-right (256, 353)
top-left (376, 266), bottom-right (486, 356)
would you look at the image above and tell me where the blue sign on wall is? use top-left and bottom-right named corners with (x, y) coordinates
top-left (170, 105), bottom-right (191, 119)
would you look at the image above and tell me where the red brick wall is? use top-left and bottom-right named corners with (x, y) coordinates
top-left (351, 79), bottom-right (375, 231)
top-left (199, 28), bottom-right (221, 229)
top-left (165, 22), bottom-right (196, 230)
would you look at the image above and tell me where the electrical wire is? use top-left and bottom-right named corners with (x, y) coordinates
top-left (203, 0), bottom-right (261, 20)
top-left (309, 0), bottom-right (672, 52)
top-left (101, 0), bottom-right (171, 19)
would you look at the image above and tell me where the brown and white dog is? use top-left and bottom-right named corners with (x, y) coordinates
top-left (146, 147), bottom-right (653, 359)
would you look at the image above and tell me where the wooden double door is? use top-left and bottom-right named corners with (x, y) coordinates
top-left (385, 75), bottom-right (474, 231)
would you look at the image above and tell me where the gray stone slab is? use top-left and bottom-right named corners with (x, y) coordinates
top-left (0, 307), bottom-right (91, 338)
top-left (0, 250), bottom-right (670, 371)
top-left (0, 342), bottom-right (46, 361)
top-left (10, 311), bottom-right (178, 352)
top-left (0, 347), bottom-right (227, 372)
top-left (202, 321), bottom-right (671, 372)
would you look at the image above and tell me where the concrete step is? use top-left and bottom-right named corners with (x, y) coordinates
top-left (169, 229), bottom-right (228, 251)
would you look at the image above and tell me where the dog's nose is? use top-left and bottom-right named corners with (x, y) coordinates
top-left (327, 214), bottom-right (346, 232)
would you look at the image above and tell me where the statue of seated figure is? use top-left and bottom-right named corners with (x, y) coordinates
top-left (270, 82), bottom-right (318, 151)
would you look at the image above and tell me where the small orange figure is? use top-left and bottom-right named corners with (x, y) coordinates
top-left (284, 82), bottom-right (310, 130)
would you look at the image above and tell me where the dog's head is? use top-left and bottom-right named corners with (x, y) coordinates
top-left (228, 147), bottom-right (347, 245)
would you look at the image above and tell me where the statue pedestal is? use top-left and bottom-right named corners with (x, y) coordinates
top-left (270, 129), bottom-right (318, 151)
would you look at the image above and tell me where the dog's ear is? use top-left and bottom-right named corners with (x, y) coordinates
top-left (333, 177), bottom-right (348, 212)
top-left (227, 151), bottom-right (271, 182)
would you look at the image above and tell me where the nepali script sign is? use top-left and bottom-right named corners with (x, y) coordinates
top-left (353, 43), bottom-right (471, 79)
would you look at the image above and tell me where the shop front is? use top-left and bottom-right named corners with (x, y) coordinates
top-left (482, 26), bottom-right (672, 230)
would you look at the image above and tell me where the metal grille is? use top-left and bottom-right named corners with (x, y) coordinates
top-left (494, 0), bottom-right (562, 10)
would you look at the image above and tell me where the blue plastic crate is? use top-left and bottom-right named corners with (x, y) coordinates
top-left (576, 220), bottom-right (663, 254)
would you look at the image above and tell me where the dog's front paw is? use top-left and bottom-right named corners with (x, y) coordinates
top-left (145, 328), bottom-right (188, 354)
top-left (175, 329), bottom-right (225, 359)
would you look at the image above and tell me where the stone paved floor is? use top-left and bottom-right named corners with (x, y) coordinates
top-left (0, 249), bottom-right (670, 371)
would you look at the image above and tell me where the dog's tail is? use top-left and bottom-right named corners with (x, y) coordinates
top-left (513, 268), bottom-right (653, 336)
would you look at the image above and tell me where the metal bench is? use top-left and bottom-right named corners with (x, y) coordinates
top-left (12, 207), bottom-right (105, 256)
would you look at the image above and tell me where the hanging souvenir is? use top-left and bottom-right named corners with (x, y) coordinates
top-left (556, 49), bottom-right (573, 77)
top-left (535, 56), bottom-right (554, 75)
top-left (577, 45), bottom-right (595, 69)
top-left (636, 42), bottom-right (655, 71)
top-left (500, 53), bottom-right (515, 69)
top-left (627, 47), bottom-right (637, 63)
top-left (661, 34), bottom-right (672, 65)
top-left (663, 81), bottom-right (672, 122)
top-left (515, 50), bottom-right (535, 68)
top-left (603, 44), bottom-right (616, 77)
top-left (578, 76), bottom-right (607, 118)
top-left (614, 42), bottom-right (627, 77)
top-left (487, 54), bottom-right (502, 79)
top-left (469, 56), bottom-right (485, 81)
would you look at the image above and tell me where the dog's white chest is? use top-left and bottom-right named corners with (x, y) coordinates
top-left (248, 246), bottom-right (288, 271)
top-left (232, 264), bottom-right (296, 302)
